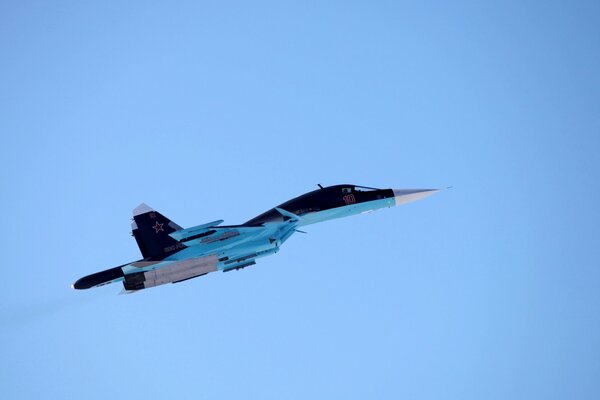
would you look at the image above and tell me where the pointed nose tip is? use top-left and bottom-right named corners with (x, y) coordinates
top-left (392, 188), bottom-right (439, 206)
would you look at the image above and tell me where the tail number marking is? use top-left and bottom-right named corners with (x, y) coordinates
top-left (343, 194), bottom-right (356, 205)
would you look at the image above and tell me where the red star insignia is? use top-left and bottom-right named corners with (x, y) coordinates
top-left (152, 221), bottom-right (164, 233)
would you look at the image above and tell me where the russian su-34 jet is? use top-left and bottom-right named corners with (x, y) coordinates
top-left (73, 185), bottom-right (438, 292)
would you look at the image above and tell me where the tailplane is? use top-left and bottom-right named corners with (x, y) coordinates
top-left (131, 203), bottom-right (186, 260)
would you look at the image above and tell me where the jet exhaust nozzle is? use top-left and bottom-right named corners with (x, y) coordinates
top-left (123, 255), bottom-right (219, 291)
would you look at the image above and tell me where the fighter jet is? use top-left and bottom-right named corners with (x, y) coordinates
top-left (73, 185), bottom-right (438, 292)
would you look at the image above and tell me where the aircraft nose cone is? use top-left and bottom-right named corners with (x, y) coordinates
top-left (392, 188), bottom-right (439, 206)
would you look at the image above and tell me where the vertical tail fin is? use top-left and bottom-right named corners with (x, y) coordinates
top-left (131, 203), bottom-right (186, 260)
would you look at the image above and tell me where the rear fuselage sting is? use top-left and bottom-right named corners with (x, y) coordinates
top-left (72, 185), bottom-right (439, 291)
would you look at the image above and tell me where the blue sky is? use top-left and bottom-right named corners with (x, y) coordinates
top-left (1, 1), bottom-right (599, 399)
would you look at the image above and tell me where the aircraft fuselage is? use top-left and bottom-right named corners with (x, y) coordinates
top-left (73, 184), bottom-right (438, 291)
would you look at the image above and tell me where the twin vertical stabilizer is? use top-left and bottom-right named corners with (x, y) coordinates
top-left (131, 203), bottom-right (186, 260)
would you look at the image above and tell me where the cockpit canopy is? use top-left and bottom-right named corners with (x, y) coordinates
top-left (341, 185), bottom-right (380, 194)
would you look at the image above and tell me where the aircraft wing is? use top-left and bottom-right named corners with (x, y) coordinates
top-left (168, 219), bottom-right (224, 241)
top-left (170, 208), bottom-right (301, 247)
top-left (169, 225), bottom-right (265, 247)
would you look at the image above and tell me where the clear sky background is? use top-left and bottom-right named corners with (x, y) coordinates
top-left (1, 1), bottom-right (599, 399)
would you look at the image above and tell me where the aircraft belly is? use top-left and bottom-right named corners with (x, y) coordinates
top-left (123, 232), bottom-right (281, 287)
